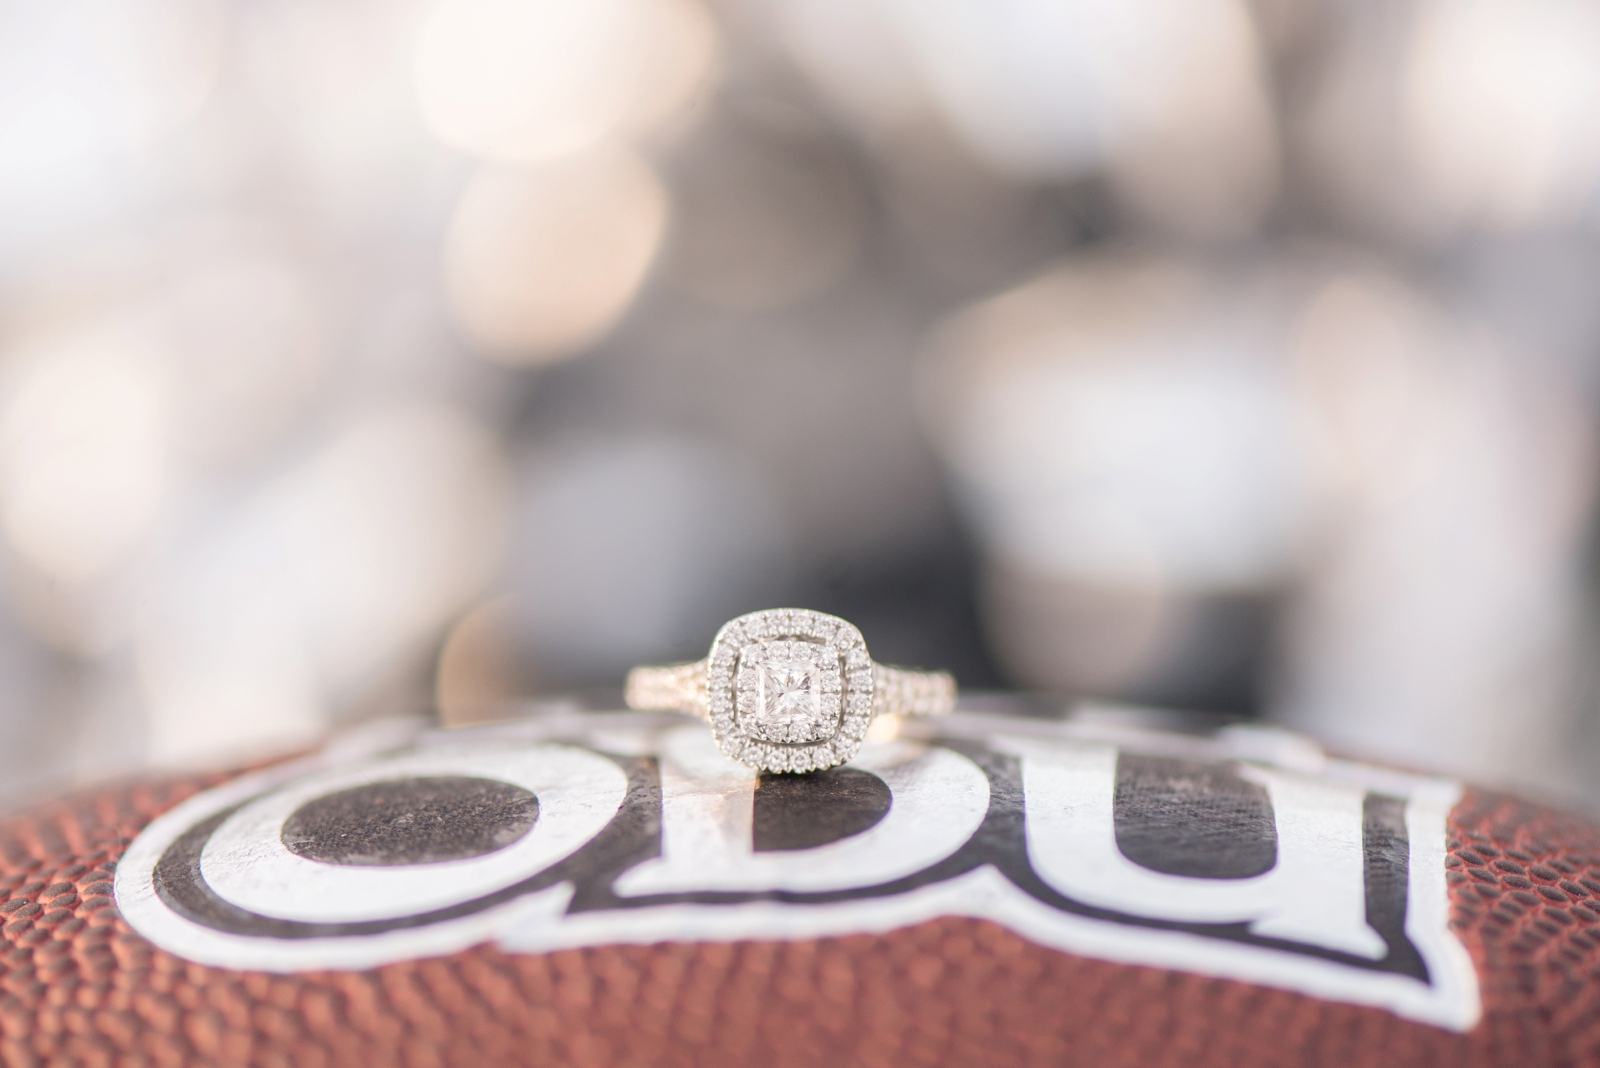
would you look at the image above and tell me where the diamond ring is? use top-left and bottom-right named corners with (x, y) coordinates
top-left (624, 608), bottom-right (957, 773)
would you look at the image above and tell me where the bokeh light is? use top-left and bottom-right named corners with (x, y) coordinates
top-left (774, 0), bottom-right (1278, 238)
top-left (922, 253), bottom-right (1316, 699)
top-left (1402, 0), bottom-right (1600, 233)
top-left (442, 149), bottom-right (668, 360)
top-left (0, 327), bottom-right (171, 586)
top-left (3, 0), bottom-right (1600, 805)
top-left (1277, 269), bottom-right (1598, 786)
top-left (137, 407), bottom-right (509, 766)
top-left (0, 0), bottom-right (224, 244)
top-left (159, 255), bottom-right (327, 469)
top-left (413, 0), bottom-right (718, 163)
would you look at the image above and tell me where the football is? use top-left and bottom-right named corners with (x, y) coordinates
top-left (2, 703), bottom-right (1597, 1067)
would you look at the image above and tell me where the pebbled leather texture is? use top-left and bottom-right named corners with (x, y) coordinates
top-left (1, 770), bottom-right (1599, 1066)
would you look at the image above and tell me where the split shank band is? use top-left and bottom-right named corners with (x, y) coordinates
top-left (625, 658), bottom-right (955, 722)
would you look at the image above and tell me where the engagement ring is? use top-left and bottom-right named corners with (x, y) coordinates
top-left (625, 608), bottom-right (956, 773)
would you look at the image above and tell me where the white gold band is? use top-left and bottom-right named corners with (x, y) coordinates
top-left (870, 663), bottom-right (958, 719)
top-left (625, 660), bottom-right (710, 719)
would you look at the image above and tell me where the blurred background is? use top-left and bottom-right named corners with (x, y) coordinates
top-left (3, 0), bottom-right (1600, 806)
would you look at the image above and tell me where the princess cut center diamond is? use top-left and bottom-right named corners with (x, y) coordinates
top-left (737, 640), bottom-right (841, 744)
top-left (762, 656), bottom-right (818, 720)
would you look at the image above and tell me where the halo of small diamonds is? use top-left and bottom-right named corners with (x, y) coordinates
top-left (706, 608), bottom-right (873, 773)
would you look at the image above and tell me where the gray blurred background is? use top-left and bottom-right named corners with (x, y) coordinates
top-left (3, 0), bottom-right (1600, 805)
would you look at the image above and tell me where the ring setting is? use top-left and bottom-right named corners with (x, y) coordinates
top-left (625, 608), bottom-right (956, 773)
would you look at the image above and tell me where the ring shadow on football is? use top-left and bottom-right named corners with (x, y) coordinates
top-left (752, 767), bottom-right (892, 852)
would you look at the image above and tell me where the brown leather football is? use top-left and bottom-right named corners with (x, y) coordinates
top-left (2, 706), bottom-right (1597, 1067)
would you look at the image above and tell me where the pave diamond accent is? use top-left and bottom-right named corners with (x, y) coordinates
top-left (707, 609), bottom-right (873, 773)
top-left (872, 663), bottom-right (956, 718)
top-left (624, 660), bottom-right (708, 719)
top-left (737, 641), bottom-right (841, 743)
